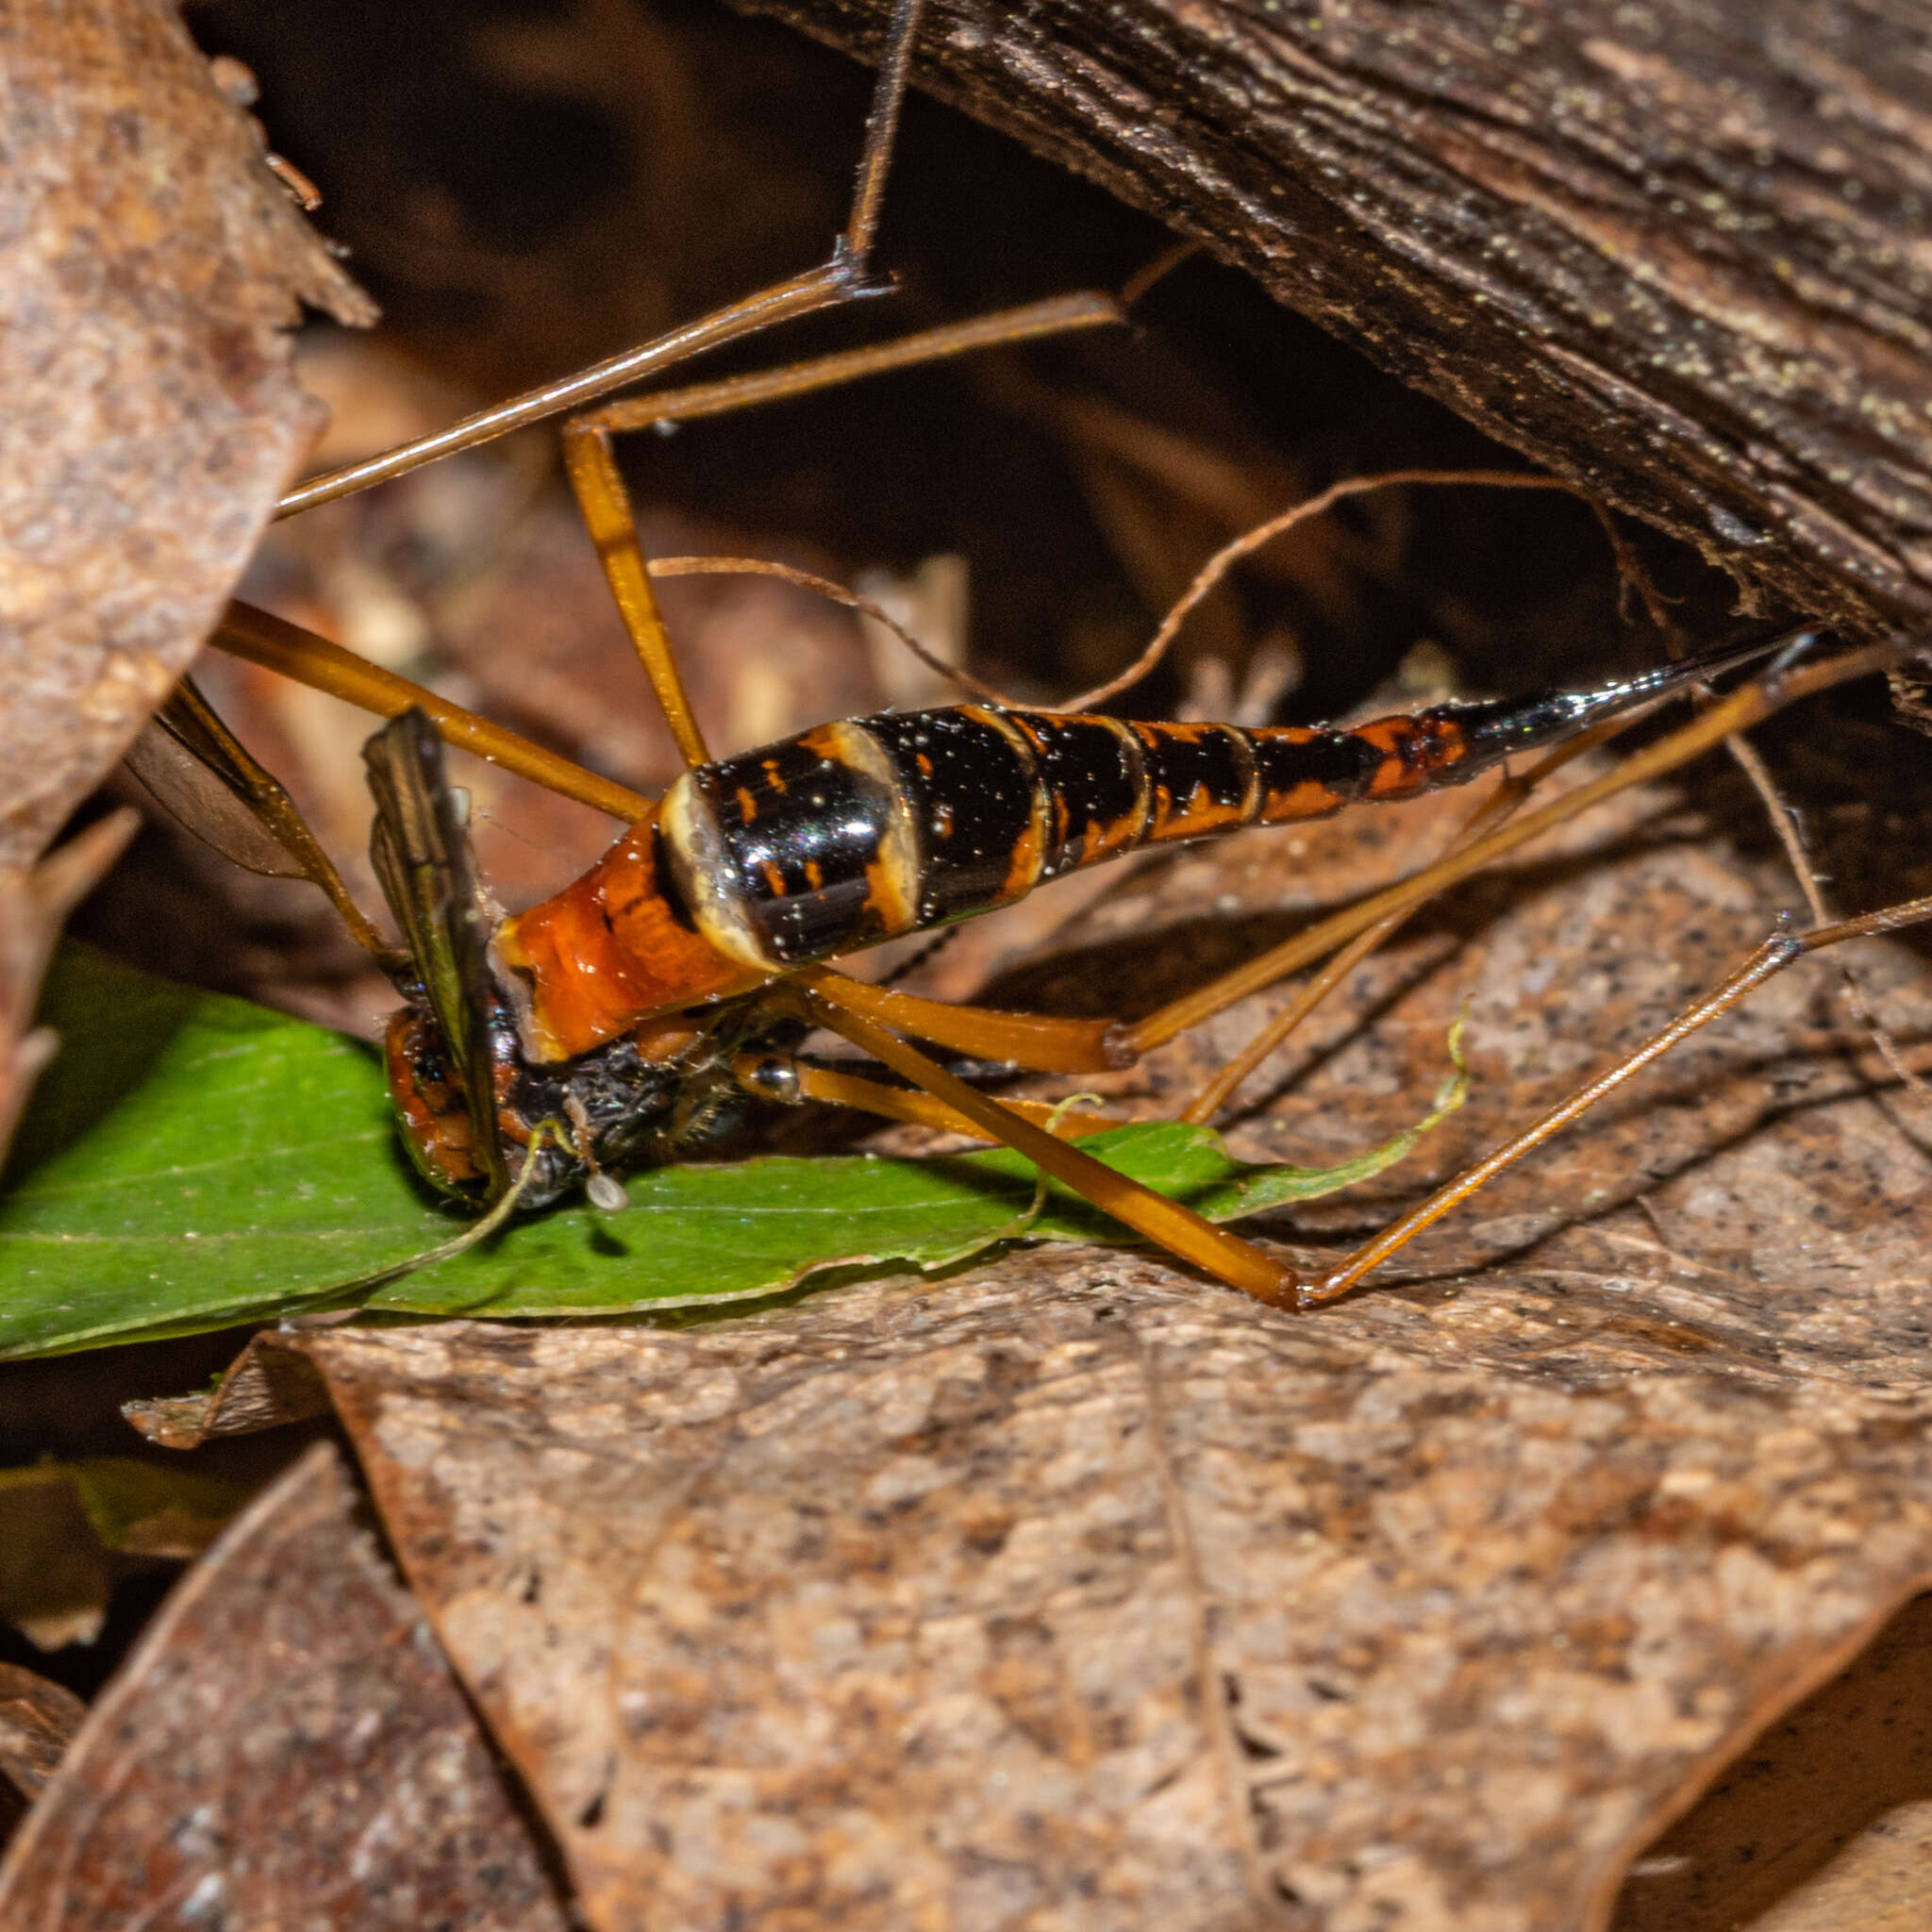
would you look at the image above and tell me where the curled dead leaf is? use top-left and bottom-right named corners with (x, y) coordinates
top-left (0, 1441), bottom-right (568, 1929)
top-left (0, 0), bottom-right (372, 868)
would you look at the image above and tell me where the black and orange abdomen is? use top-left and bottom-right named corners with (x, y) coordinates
top-left (496, 645), bottom-right (1773, 1061)
top-left (647, 696), bottom-right (1561, 995)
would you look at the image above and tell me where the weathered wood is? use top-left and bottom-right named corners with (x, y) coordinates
top-left (740, 0), bottom-right (1932, 639)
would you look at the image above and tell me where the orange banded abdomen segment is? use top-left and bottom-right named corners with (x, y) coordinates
top-left (493, 809), bottom-right (769, 1061)
top-left (1130, 721), bottom-right (1257, 842)
top-left (1249, 713), bottom-right (1471, 824)
top-left (1353, 713), bottom-right (1472, 799)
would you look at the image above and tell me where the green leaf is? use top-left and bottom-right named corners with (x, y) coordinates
top-left (1, 948), bottom-right (1460, 1359)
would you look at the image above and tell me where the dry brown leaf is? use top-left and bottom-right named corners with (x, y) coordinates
top-left (117, 705), bottom-right (1932, 1928)
top-left (1614, 1589), bottom-right (1932, 1931)
top-left (0, 1440), bottom-right (569, 1930)
top-left (0, 0), bottom-right (372, 868)
top-left (293, 1244), bottom-right (1932, 1932)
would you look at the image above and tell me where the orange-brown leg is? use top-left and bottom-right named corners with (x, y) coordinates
top-left (796, 876), bottom-right (1932, 1307)
top-left (1124, 642), bottom-right (1899, 1059)
top-left (731, 1050), bottom-right (1126, 1141)
top-left (212, 602), bottom-right (653, 820)
top-left (1299, 891), bottom-right (1932, 1305)
top-left (557, 290), bottom-right (1123, 772)
top-left (1179, 706), bottom-right (1649, 1124)
top-left (274, 0), bottom-right (936, 519)
top-left (790, 978), bottom-right (1303, 1304)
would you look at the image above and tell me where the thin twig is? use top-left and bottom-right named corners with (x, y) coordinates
top-left (1056, 469), bottom-right (1657, 713)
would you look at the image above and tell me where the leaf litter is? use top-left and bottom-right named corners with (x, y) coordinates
top-left (8, 5), bottom-right (1932, 1918)
top-left (0, 0), bottom-right (370, 1180)
top-left (0, 0), bottom-right (369, 865)
top-left (99, 741), bottom-right (1932, 1931)
top-left (0, 1441), bottom-right (569, 1928)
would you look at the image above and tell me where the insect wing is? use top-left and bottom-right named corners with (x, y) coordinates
top-left (125, 679), bottom-right (398, 967)
top-left (361, 708), bottom-right (510, 1202)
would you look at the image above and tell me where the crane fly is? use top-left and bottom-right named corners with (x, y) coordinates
top-left (143, 0), bottom-right (1928, 1309)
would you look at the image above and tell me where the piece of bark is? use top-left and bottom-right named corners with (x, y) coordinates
top-left (0, 0), bottom-right (373, 867)
top-left (0, 1440), bottom-right (570, 1930)
top-left (738, 0), bottom-right (1932, 639)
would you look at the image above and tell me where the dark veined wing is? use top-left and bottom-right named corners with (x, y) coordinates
top-left (361, 708), bottom-right (509, 1203)
top-left (125, 678), bottom-right (400, 970)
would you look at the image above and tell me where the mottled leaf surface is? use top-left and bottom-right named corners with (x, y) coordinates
top-left (296, 1251), bottom-right (1932, 1932)
top-left (0, 0), bottom-right (371, 865)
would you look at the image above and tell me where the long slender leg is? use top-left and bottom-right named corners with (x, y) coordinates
top-left (275, 0), bottom-right (939, 518)
top-left (791, 970), bottom-right (1125, 1073)
top-left (791, 978), bottom-right (1301, 1303)
top-left (732, 1051), bottom-right (1126, 1140)
top-left (1301, 891), bottom-right (1932, 1305)
top-left (840, 0), bottom-right (924, 272)
top-left (275, 272), bottom-right (858, 519)
top-left (559, 417), bottom-right (711, 768)
top-left (559, 290), bottom-right (1124, 772)
top-left (212, 602), bottom-right (653, 821)
top-left (808, 866), bottom-right (1932, 1308)
top-left (576, 295), bottom-right (1119, 441)
top-left (1179, 708), bottom-right (1642, 1124)
top-left (1123, 643), bottom-right (1901, 1058)
top-left (231, 297), bottom-right (1122, 791)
